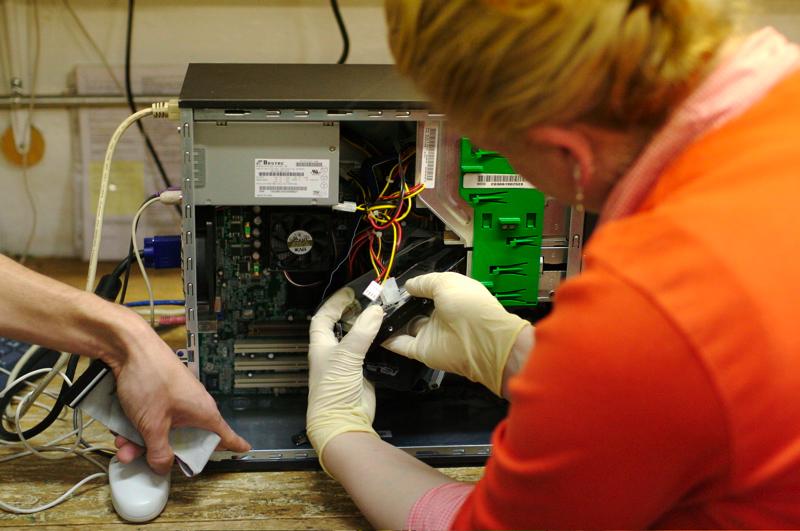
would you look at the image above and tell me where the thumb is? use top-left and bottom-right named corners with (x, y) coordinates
top-left (212, 415), bottom-right (251, 453)
top-left (381, 333), bottom-right (424, 362)
top-left (404, 272), bottom-right (446, 299)
top-left (142, 423), bottom-right (175, 475)
top-left (381, 314), bottom-right (429, 361)
top-left (340, 305), bottom-right (384, 354)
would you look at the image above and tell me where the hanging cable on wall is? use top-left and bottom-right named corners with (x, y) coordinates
top-left (0, 0), bottom-right (44, 263)
top-left (330, 0), bottom-right (350, 64)
top-left (124, 0), bottom-right (174, 193)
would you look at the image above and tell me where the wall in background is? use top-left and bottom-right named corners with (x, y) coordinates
top-left (0, 0), bottom-right (392, 257)
top-left (0, 0), bottom-right (798, 258)
top-left (755, 0), bottom-right (800, 41)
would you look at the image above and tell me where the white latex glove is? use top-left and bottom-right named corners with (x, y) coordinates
top-left (306, 287), bottom-right (384, 473)
top-left (383, 272), bottom-right (530, 396)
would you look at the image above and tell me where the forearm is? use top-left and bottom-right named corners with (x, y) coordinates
top-left (324, 432), bottom-right (461, 530)
top-left (0, 254), bottom-right (143, 367)
top-left (502, 324), bottom-right (534, 399)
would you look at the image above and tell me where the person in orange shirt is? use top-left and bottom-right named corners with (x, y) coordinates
top-left (305, 0), bottom-right (800, 528)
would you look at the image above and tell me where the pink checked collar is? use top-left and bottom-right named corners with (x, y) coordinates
top-left (600, 27), bottom-right (800, 224)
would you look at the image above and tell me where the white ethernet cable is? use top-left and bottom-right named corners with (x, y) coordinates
top-left (131, 196), bottom-right (160, 326)
top-left (0, 101), bottom-right (180, 516)
top-left (0, 376), bottom-right (110, 514)
top-left (16, 100), bottom-right (179, 421)
top-left (6, 345), bottom-right (40, 386)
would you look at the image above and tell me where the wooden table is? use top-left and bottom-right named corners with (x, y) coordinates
top-left (0, 259), bottom-right (482, 530)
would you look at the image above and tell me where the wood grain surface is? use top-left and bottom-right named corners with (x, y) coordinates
top-left (0, 259), bottom-right (484, 529)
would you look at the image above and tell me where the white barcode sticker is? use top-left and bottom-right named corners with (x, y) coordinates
top-left (254, 159), bottom-right (330, 198)
top-left (419, 122), bottom-right (440, 190)
top-left (462, 173), bottom-right (535, 189)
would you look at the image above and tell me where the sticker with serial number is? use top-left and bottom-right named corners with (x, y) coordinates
top-left (255, 159), bottom-right (330, 198)
top-left (419, 122), bottom-right (440, 190)
top-left (462, 173), bottom-right (535, 189)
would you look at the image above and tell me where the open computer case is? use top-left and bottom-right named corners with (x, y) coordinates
top-left (177, 64), bottom-right (586, 470)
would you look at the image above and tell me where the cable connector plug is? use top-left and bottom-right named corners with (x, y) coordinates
top-left (333, 201), bottom-right (358, 213)
top-left (151, 99), bottom-right (180, 121)
top-left (143, 235), bottom-right (182, 269)
top-left (158, 189), bottom-right (183, 205)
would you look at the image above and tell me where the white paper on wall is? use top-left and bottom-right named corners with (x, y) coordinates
top-left (73, 64), bottom-right (186, 261)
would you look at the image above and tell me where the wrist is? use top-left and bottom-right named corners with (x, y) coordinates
top-left (75, 295), bottom-right (147, 370)
top-left (312, 424), bottom-right (380, 477)
top-left (501, 323), bottom-right (534, 399)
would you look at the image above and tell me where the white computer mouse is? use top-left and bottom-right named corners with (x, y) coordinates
top-left (108, 455), bottom-right (171, 522)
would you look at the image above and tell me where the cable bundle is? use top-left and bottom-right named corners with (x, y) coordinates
top-left (348, 149), bottom-right (425, 284)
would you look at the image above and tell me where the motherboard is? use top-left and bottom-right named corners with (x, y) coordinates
top-left (196, 205), bottom-right (354, 395)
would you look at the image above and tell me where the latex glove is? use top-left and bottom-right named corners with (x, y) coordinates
top-left (383, 272), bottom-right (530, 396)
top-left (306, 288), bottom-right (384, 473)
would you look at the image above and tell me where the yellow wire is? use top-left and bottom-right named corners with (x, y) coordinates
top-left (396, 198), bottom-right (415, 222)
top-left (382, 223), bottom-right (399, 284)
top-left (369, 233), bottom-right (384, 279)
top-left (378, 163), bottom-right (400, 199)
top-left (367, 187), bottom-right (424, 213)
top-left (369, 252), bottom-right (382, 278)
top-left (356, 171), bottom-right (424, 278)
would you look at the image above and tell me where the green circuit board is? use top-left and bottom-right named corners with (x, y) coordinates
top-left (198, 206), bottom-right (312, 395)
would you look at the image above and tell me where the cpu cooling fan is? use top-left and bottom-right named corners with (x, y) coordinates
top-left (269, 213), bottom-right (334, 271)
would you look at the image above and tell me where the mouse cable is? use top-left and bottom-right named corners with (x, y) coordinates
top-left (0, 369), bottom-right (112, 514)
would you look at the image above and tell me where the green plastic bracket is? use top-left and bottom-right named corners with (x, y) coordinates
top-left (459, 138), bottom-right (546, 307)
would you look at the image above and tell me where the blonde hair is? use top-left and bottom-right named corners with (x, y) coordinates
top-left (386, 0), bottom-right (742, 141)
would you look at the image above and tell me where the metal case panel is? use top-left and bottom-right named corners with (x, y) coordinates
top-left (193, 121), bottom-right (340, 206)
top-left (179, 64), bottom-right (428, 110)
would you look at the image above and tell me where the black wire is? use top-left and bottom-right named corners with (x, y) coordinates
top-left (119, 239), bottom-right (135, 304)
top-left (125, 0), bottom-right (180, 216)
top-left (120, 245), bottom-right (146, 304)
top-left (0, 253), bottom-right (136, 442)
top-left (0, 353), bottom-right (79, 442)
top-left (318, 217), bottom-right (362, 308)
top-left (330, 0), bottom-right (350, 64)
top-left (118, 249), bottom-right (143, 304)
top-left (111, 253), bottom-right (134, 280)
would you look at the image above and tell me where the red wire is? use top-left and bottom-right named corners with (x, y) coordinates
top-left (157, 315), bottom-right (186, 327)
top-left (369, 233), bottom-right (386, 280)
top-left (395, 221), bottom-right (403, 251)
top-left (369, 194), bottom-right (411, 231)
top-left (381, 183), bottom-right (423, 201)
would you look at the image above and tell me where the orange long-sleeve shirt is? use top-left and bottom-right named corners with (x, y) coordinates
top-left (452, 70), bottom-right (800, 529)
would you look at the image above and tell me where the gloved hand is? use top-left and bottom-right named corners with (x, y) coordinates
top-left (306, 288), bottom-right (384, 473)
top-left (383, 272), bottom-right (530, 396)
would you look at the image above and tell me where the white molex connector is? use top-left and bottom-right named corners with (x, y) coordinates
top-left (379, 277), bottom-right (401, 306)
top-left (362, 281), bottom-right (384, 302)
top-left (332, 201), bottom-right (358, 213)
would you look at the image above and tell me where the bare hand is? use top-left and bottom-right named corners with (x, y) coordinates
top-left (107, 312), bottom-right (250, 474)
